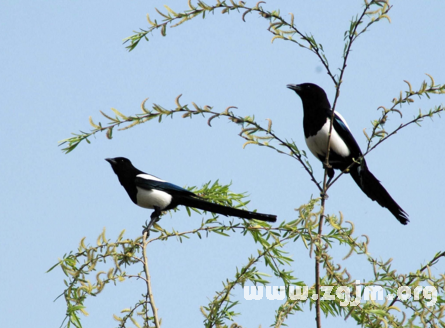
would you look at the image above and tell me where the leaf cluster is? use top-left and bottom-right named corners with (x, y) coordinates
top-left (51, 198), bottom-right (445, 327)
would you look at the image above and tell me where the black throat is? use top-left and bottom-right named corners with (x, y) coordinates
top-left (302, 103), bottom-right (332, 139)
top-left (112, 166), bottom-right (145, 205)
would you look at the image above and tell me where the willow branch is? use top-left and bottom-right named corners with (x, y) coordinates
top-left (142, 231), bottom-right (160, 328)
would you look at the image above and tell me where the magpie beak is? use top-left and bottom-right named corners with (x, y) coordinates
top-left (286, 84), bottom-right (301, 92)
top-left (287, 83), bottom-right (409, 225)
top-left (105, 158), bottom-right (117, 165)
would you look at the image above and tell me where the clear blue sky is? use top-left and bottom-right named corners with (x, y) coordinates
top-left (1, 1), bottom-right (444, 327)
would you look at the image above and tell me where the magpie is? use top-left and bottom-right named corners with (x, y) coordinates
top-left (286, 83), bottom-right (409, 225)
top-left (105, 157), bottom-right (277, 234)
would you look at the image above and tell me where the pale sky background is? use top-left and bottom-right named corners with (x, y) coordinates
top-left (1, 1), bottom-right (444, 327)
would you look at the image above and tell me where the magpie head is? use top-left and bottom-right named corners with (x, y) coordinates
top-left (105, 157), bottom-right (139, 178)
top-left (286, 83), bottom-right (331, 111)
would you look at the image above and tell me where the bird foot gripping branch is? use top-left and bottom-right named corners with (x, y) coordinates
top-left (319, 192), bottom-right (329, 201)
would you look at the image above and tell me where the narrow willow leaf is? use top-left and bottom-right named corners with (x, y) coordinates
top-left (175, 94), bottom-right (183, 108)
top-left (404, 80), bottom-right (413, 94)
top-left (241, 127), bottom-right (257, 135)
top-left (242, 9), bottom-right (251, 22)
top-left (255, 1), bottom-right (266, 9)
top-left (191, 102), bottom-right (199, 110)
top-left (380, 14), bottom-right (391, 23)
top-left (155, 7), bottom-right (170, 19)
top-left (140, 98), bottom-right (150, 114)
top-left (164, 5), bottom-right (178, 16)
top-left (110, 108), bottom-right (128, 120)
top-left (106, 127), bottom-right (113, 139)
top-left (79, 237), bottom-right (87, 250)
top-left (117, 229), bottom-right (125, 241)
top-left (426, 73), bottom-right (435, 87)
top-left (95, 271), bottom-right (106, 283)
top-left (271, 35), bottom-right (283, 43)
top-left (212, 230), bottom-right (230, 237)
top-left (119, 119), bottom-right (140, 131)
top-left (146, 14), bottom-right (156, 26)
top-left (266, 118), bottom-right (272, 132)
top-left (207, 114), bottom-right (219, 127)
top-left (388, 305), bottom-right (401, 312)
top-left (391, 108), bottom-right (403, 118)
top-left (365, 9), bottom-right (380, 15)
top-left (171, 17), bottom-right (189, 28)
top-left (343, 246), bottom-right (355, 260)
top-left (289, 12), bottom-right (295, 26)
top-left (255, 135), bottom-right (273, 141)
top-left (130, 317), bottom-right (142, 328)
top-left (223, 106), bottom-right (237, 115)
top-left (79, 307), bottom-right (89, 316)
top-left (281, 29), bottom-right (296, 35)
top-left (242, 140), bottom-right (257, 148)
top-left (88, 117), bottom-right (100, 129)
top-left (363, 128), bottom-right (370, 141)
top-left (101, 228), bottom-right (107, 244)
top-left (70, 313), bottom-right (82, 327)
top-left (113, 314), bottom-right (123, 322)
top-left (107, 267), bottom-right (114, 280)
top-left (100, 110), bottom-right (118, 122)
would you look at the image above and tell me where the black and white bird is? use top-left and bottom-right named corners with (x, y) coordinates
top-left (287, 83), bottom-right (409, 225)
top-left (105, 157), bottom-right (277, 234)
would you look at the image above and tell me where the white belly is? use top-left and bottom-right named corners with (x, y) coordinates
top-left (136, 187), bottom-right (172, 210)
top-left (306, 119), bottom-right (350, 159)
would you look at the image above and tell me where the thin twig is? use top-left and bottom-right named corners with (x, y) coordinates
top-left (326, 105), bottom-right (445, 189)
top-left (314, 3), bottom-right (382, 327)
top-left (142, 231), bottom-right (161, 328)
top-left (238, 118), bottom-right (322, 191)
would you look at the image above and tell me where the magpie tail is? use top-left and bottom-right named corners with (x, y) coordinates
top-left (350, 166), bottom-right (409, 225)
top-left (177, 196), bottom-right (277, 223)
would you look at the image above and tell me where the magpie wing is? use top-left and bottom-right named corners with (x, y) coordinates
top-left (135, 176), bottom-right (196, 197)
top-left (331, 111), bottom-right (363, 158)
